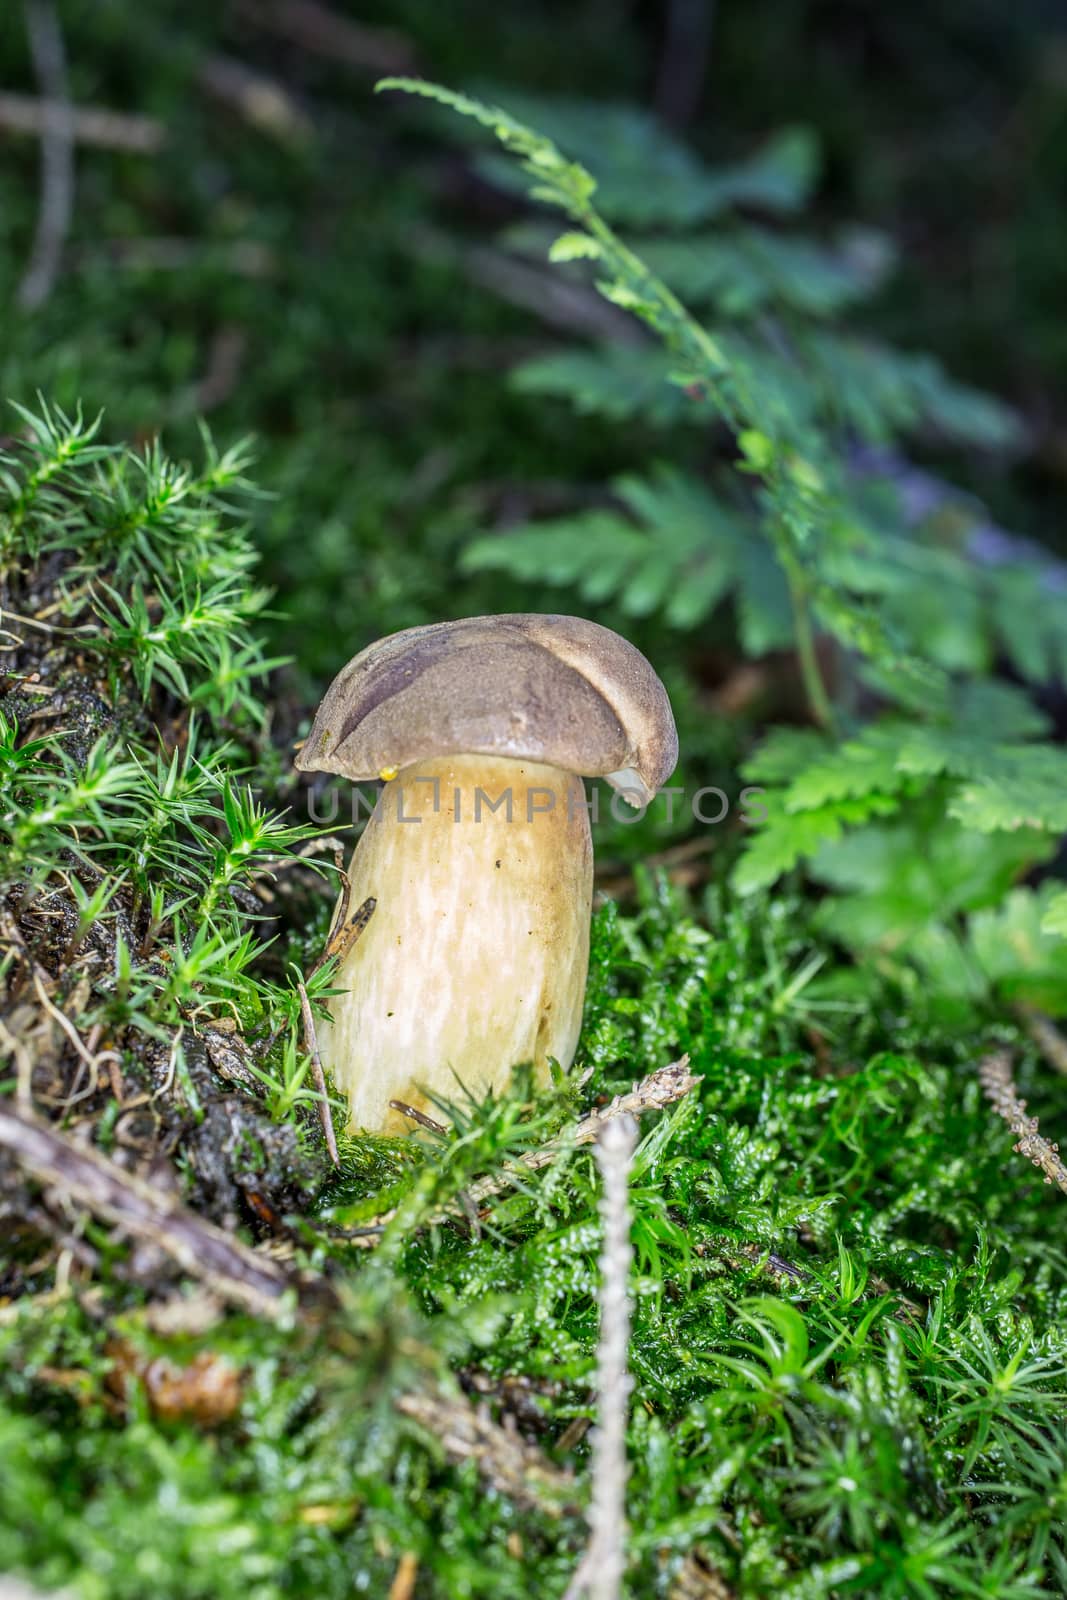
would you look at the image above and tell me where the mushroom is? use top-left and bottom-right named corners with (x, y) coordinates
top-left (295, 614), bottom-right (677, 1134)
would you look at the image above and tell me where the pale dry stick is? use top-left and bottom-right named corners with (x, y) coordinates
top-left (0, 606), bottom-right (95, 636)
top-left (0, 92), bottom-right (163, 151)
top-left (297, 978), bottom-right (339, 1166)
top-left (18, 0), bottom-right (74, 311)
top-left (979, 1049), bottom-right (1067, 1195)
top-left (564, 1114), bottom-right (638, 1600)
top-left (467, 1056), bottom-right (696, 1203)
top-left (296, 889), bottom-right (378, 1161)
top-left (153, 1024), bottom-right (185, 1101)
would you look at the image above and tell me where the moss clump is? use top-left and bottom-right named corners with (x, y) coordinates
top-left (0, 416), bottom-right (1064, 1595)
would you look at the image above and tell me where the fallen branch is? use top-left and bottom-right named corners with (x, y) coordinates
top-left (0, 1104), bottom-right (305, 1316)
top-left (979, 1050), bottom-right (1067, 1196)
top-left (0, 92), bottom-right (164, 152)
top-left (0, 1110), bottom-right (583, 1522)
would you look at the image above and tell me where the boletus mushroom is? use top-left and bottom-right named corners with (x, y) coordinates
top-left (296, 614), bottom-right (677, 1133)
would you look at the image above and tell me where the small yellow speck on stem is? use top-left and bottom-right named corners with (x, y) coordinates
top-left (378, 765), bottom-right (399, 781)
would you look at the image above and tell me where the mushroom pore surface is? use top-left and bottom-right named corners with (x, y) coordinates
top-left (320, 754), bottom-right (593, 1134)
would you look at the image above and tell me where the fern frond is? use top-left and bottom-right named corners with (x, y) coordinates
top-left (462, 465), bottom-right (792, 645)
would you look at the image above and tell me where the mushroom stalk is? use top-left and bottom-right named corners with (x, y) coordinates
top-left (319, 754), bottom-right (593, 1134)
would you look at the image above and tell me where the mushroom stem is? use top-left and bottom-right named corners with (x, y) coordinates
top-left (319, 754), bottom-right (593, 1134)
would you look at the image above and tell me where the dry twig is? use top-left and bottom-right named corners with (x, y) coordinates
top-left (669, 1551), bottom-right (738, 1599)
top-left (308, 891), bottom-right (376, 980)
top-left (979, 1049), bottom-right (1067, 1195)
top-left (18, 0), bottom-right (74, 310)
top-left (0, 92), bottom-right (163, 151)
top-left (390, 1100), bottom-right (449, 1137)
top-left (470, 1054), bottom-right (696, 1200)
top-left (408, 225), bottom-right (641, 346)
top-left (0, 1014), bottom-right (34, 1110)
top-left (386, 1553), bottom-right (420, 1600)
top-left (564, 1116), bottom-right (638, 1600)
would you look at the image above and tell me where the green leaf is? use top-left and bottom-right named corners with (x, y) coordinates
top-left (733, 789), bottom-right (900, 895)
top-left (948, 746), bottom-right (1067, 833)
top-left (783, 725), bottom-right (912, 811)
top-left (970, 886), bottom-right (1067, 1008)
top-left (1040, 889), bottom-right (1067, 940)
top-left (459, 91), bottom-right (819, 226)
top-left (638, 225), bottom-right (892, 319)
top-left (461, 465), bottom-right (764, 634)
top-left (810, 811), bottom-right (1052, 953)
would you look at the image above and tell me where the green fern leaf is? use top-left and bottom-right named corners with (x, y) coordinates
top-left (1040, 889), bottom-right (1067, 940)
top-left (783, 725), bottom-right (912, 810)
top-left (733, 790), bottom-right (901, 895)
top-left (969, 885), bottom-right (1067, 1007)
top-left (457, 90), bottom-right (818, 226)
top-left (639, 226), bottom-right (891, 319)
top-left (510, 346), bottom-right (696, 425)
top-left (461, 466), bottom-right (771, 634)
top-left (742, 727), bottom-right (830, 784)
top-left (948, 746), bottom-right (1067, 832)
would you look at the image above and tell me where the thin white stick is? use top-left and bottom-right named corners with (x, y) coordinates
top-left (0, 93), bottom-right (163, 152)
top-left (566, 1114), bottom-right (638, 1600)
top-left (18, 0), bottom-right (74, 311)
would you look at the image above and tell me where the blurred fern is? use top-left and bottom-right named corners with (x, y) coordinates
top-left (462, 464), bottom-right (792, 645)
top-left (383, 78), bottom-right (1067, 997)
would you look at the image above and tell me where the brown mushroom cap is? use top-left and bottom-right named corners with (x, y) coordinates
top-left (295, 613), bottom-right (678, 803)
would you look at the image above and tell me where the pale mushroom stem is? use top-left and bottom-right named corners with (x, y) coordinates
top-left (319, 754), bottom-right (594, 1134)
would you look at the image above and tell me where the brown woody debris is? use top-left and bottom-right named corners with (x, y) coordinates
top-left (979, 1049), bottom-right (1067, 1195)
